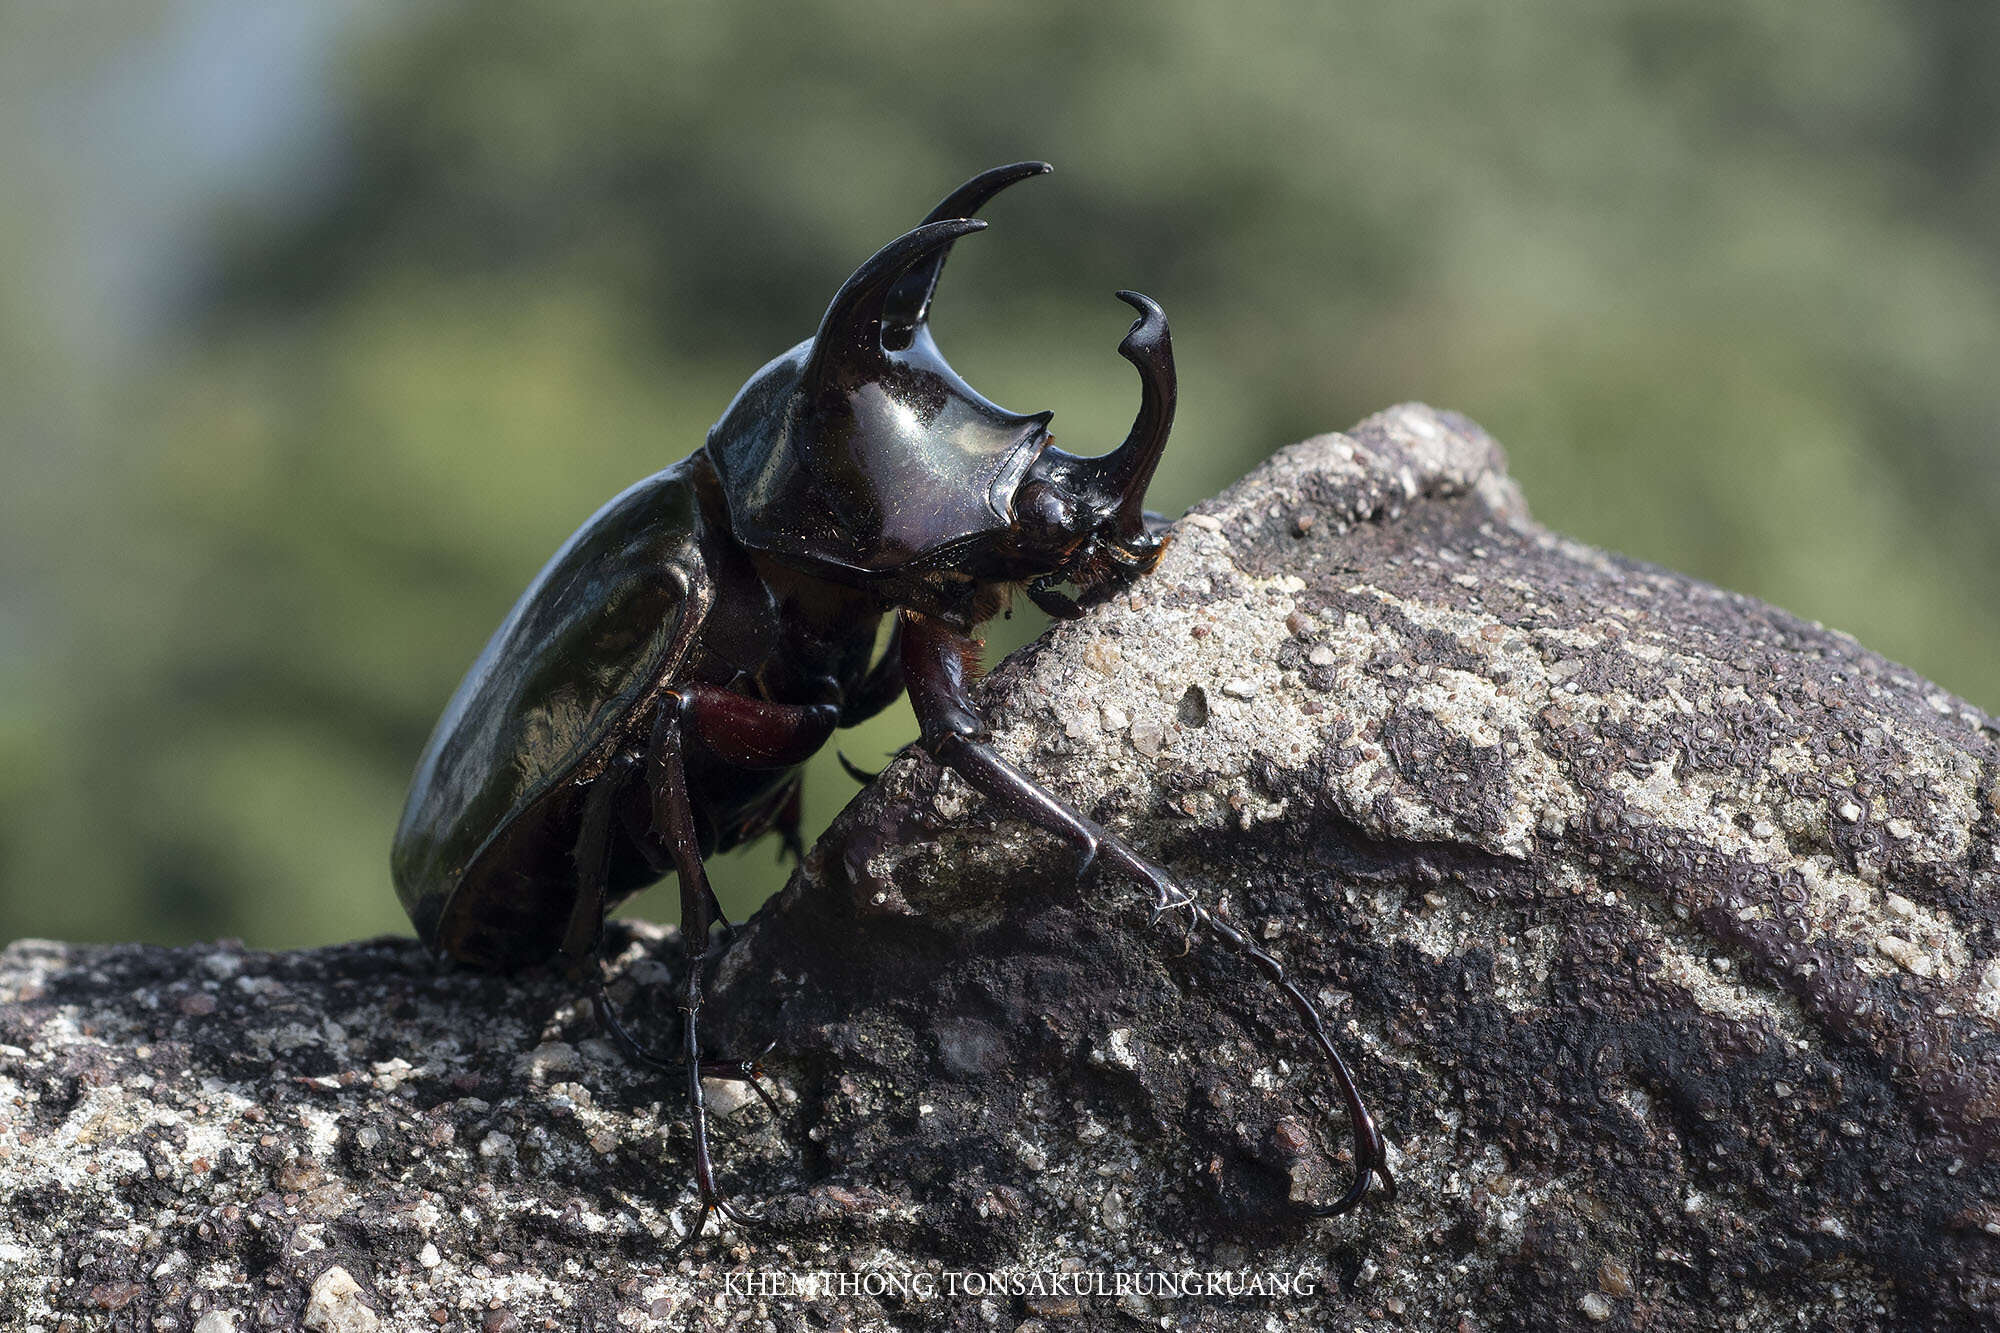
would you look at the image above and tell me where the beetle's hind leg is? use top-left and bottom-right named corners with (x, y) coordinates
top-left (899, 610), bottom-right (1394, 1216)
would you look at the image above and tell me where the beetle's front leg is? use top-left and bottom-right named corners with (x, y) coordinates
top-left (895, 610), bottom-right (1179, 911)
top-left (898, 608), bottom-right (1394, 1216)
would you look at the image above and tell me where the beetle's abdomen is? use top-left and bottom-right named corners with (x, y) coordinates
top-left (392, 462), bottom-right (709, 965)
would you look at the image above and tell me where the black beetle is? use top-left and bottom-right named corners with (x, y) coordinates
top-left (392, 162), bottom-right (1393, 1244)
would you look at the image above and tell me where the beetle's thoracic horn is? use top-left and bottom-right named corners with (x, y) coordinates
top-left (881, 161), bottom-right (1052, 349)
top-left (802, 218), bottom-right (987, 395)
top-left (1097, 290), bottom-right (1177, 545)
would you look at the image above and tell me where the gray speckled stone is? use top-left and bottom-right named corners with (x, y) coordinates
top-left (3, 405), bottom-right (1997, 1332)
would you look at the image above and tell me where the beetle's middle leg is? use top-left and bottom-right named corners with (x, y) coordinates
top-left (557, 760), bottom-right (777, 1108)
top-left (899, 609), bottom-right (1394, 1217)
top-left (607, 753), bottom-right (737, 949)
top-left (589, 681), bottom-right (843, 1174)
top-left (636, 684), bottom-right (840, 1249)
top-left (675, 681), bottom-right (838, 874)
top-left (644, 697), bottom-right (761, 1249)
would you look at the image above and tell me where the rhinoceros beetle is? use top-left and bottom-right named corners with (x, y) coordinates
top-left (392, 162), bottom-right (1393, 1245)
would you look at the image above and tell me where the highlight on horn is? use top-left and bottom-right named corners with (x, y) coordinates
top-left (802, 218), bottom-right (987, 394)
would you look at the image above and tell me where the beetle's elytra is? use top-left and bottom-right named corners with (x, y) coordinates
top-left (392, 162), bottom-right (1393, 1245)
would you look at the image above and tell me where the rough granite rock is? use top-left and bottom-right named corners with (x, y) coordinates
top-left (3, 404), bottom-right (1997, 1332)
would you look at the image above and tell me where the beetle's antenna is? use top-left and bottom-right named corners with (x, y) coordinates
top-left (802, 219), bottom-right (986, 396)
top-left (882, 160), bottom-right (1052, 349)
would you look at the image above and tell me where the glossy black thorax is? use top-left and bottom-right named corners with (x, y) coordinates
top-left (707, 325), bottom-right (1052, 587)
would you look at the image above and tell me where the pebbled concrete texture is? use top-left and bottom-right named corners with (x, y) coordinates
top-left (4, 404), bottom-right (1998, 1331)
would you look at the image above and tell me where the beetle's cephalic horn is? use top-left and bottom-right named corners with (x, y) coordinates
top-left (881, 161), bottom-right (1052, 349)
top-left (1095, 290), bottom-right (1177, 546)
top-left (801, 218), bottom-right (987, 396)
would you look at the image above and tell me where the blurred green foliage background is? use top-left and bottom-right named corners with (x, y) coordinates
top-left (3, 1), bottom-right (1996, 949)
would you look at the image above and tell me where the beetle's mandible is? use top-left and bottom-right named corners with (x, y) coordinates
top-left (391, 162), bottom-right (1394, 1246)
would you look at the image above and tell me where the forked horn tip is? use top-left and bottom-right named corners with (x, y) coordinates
top-left (1113, 291), bottom-right (1170, 362)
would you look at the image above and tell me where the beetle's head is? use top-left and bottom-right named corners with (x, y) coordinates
top-left (969, 287), bottom-right (1176, 618)
top-left (705, 162), bottom-right (1176, 623)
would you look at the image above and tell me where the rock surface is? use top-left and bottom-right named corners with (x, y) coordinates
top-left (3, 404), bottom-right (1998, 1331)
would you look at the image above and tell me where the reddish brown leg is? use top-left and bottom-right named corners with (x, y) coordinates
top-left (899, 609), bottom-right (1394, 1216)
top-left (622, 681), bottom-right (835, 933)
top-left (678, 683), bottom-right (837, 769)
top-left (831, 623), bottom-right (908, 787)
top-left (556, 762), bottom-right (623, 981)
top-left (677, 682), bottom-right (837, 870)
